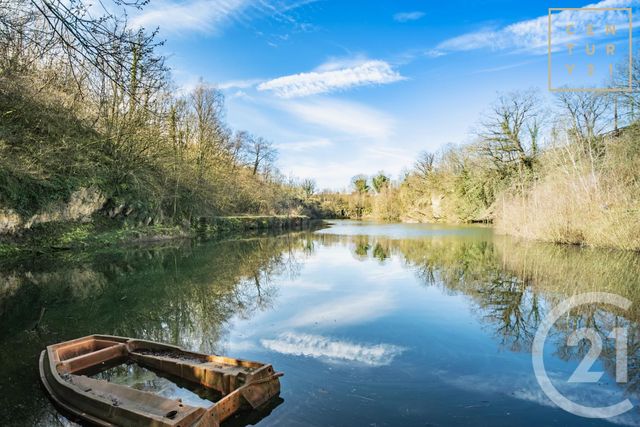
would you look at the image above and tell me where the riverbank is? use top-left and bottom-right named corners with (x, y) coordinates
top-left (319, 213), bottom-right (640, 253)
top-left (0, 215), bottom-right (319, 257)
top-left (2, 221), bottom-right (637, 426)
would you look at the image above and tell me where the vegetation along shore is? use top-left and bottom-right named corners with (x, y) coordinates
top-left (321, 88), bottom-right (640, 251)
top-left (0, 0), bottom-right (638, 252)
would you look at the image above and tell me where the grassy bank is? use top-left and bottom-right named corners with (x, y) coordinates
top-left (0, 215), bottom-right (317, 256)
top-left (1, 2), bottom-right (326, 243)
top-left (195, 215), bottom-right (315, 236)
top-left (494, 123), bottom-right (640, 251)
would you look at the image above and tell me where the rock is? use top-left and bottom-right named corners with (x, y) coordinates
top-left (0, 186), bottom-right (106, 234)
top-left (431, 193), bottom-right (444, 219)
top-left (0, 209), bottom-right (22, 234)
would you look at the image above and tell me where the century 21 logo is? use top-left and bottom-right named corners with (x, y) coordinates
top-left (532, 293), bottom-right (633, 418)
top-left (548, 8), bottom-right (632, 92)
top-left (564, 22), bottom-right (619, 79)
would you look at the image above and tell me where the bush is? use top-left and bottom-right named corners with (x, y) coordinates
top-left (495, 126), bottom-right (640, 250)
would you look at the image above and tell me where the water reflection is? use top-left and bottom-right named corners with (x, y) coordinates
top-left (337, 226), bottom-right (640, 419)
top-left (0, 234), bottom-right (306, 426)
top-left (1, 223), bottom-right (640, 425)
top-left (323, 229), bottom-right (640, 394)
top-left (92, 363), bottom-right (216, 407)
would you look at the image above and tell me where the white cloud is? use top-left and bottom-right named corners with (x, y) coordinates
top-left (257, 60), bottom-right (405, 98)
top-left (393, 11), bottom-right (425, 23)
top-left (229, 90), bottom-right (252, 100)
top-left (261, 332), bottom-right (406, 366)
top-left (131, 0), bottom-right (251, 34)
top-left (223, 339), bottom-right (257, 352)
top-left (218, 78), bottom-right (264, 90)
top-left (276, 98), bottom-right (395, 139)
top-left (130, 0), bottom-right (318, 35)
top-left (430, 0), bottom-right (636, 56)
top-left (313, 55), bottom-right (372, 72)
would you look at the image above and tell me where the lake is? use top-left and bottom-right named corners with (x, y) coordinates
top-left (1, 220), bottom-right (640, 426)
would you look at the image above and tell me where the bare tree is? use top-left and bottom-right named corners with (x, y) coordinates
top-left (415, 151), bottom-right (436, 179)
top-left (0, 0), bottom-right (166, 98)
top-left (612, 54), bottom-right (640, 123)
top-left (189, 83), bottom-right (226, 182)
top-left (554, 91), bottom-right (613, 196)
top-left (556, 91), bottom-right (611, 148)
top-left (168, 97), bottom-right (189, 218)
top-left (229, 130), bottom-right (250, 168)
top-left (300, 178), bottom-right (316, 198)
top-left (246, 136), bottom-right (276, 176)
top-left (477, 90), bottom-right (544, 174)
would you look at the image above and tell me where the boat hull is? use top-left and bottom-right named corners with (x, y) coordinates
top-left (39, 335), bottom-right (282, 426)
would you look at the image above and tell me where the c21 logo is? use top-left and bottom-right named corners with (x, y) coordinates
top-left (532, 292), bottom-right (633, 418)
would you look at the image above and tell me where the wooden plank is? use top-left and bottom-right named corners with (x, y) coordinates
top-left (59, 343), bottom-right (127, 374)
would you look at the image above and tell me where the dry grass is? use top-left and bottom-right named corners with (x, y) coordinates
top-left (495, 127), bottom-right (640, 251)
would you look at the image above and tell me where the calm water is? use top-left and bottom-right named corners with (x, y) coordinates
top-left (2, 220), bottom-right (640, 426)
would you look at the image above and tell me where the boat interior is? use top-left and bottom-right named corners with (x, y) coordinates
top-left (41, 335), bottom-right (282, 426)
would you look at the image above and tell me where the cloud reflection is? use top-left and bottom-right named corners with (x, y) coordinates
top-left (261, 332), bottom-right (405, 366)
top-left (287, 290), bottom-right (395, 327)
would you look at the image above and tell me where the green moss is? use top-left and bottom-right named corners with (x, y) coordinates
top-left (0, 243), bottom-right (19, 257)
top-left (58, 224), bottom-right (93, 245)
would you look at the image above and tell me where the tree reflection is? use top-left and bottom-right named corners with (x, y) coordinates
top-left (476, 278), bottom-right (540, 352)
top-left (373, 242), bottom-right (390, 262)
top-left (0, 233), bottom-right (308, 425)
top-left (329, 231), bottom-right (640, 397)
top-left (3, 226), bottom-right (640, 424)
top-left (354, 238), bottom-right (370, 260)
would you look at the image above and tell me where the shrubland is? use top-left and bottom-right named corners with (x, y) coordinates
top-left (0, 0), bottom-right (323, 240)
top-left (327, 86), bottom-right (640, 251)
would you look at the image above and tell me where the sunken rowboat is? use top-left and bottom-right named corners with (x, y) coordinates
top-left (39, 335), bottom-right (282, 426)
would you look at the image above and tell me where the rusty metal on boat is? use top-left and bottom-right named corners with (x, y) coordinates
top-left (39, 335), bottom-right (282, 426)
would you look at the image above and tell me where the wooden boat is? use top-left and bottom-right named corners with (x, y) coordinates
top-left (39, 335), bottom-right (282, 426)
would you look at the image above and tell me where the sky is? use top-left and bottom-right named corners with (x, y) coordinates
top-left (125, 0), bottom-right (639, 190)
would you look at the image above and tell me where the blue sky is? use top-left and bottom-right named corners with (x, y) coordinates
top-left (128, 0), bottom-right (638, 189)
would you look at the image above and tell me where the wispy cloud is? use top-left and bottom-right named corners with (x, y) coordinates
top-left (218, 78), bottom-right (264, 90)
top-left (429, 0), bottom-right (636, 57)
top-left (130, 0), bottom-right (318, 35)
top-left (314, 55), bottom-right (372, 72)
top-left (131, 0), bottom-right (251, 34)
top-left (393, 11), bottom-right (425, 23)
top-left (229, 90), bottom-right (252, 100)
top-left (261, 332), bottom-right (406, 366)
top-left (275, 138), bottom-right (332, 151)
top-left (276, 98), bottom-right (395, 139)
top-left (257, 59), bottom-right (405, 98)
top-left (471, 57), bottom-right (544, 74)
